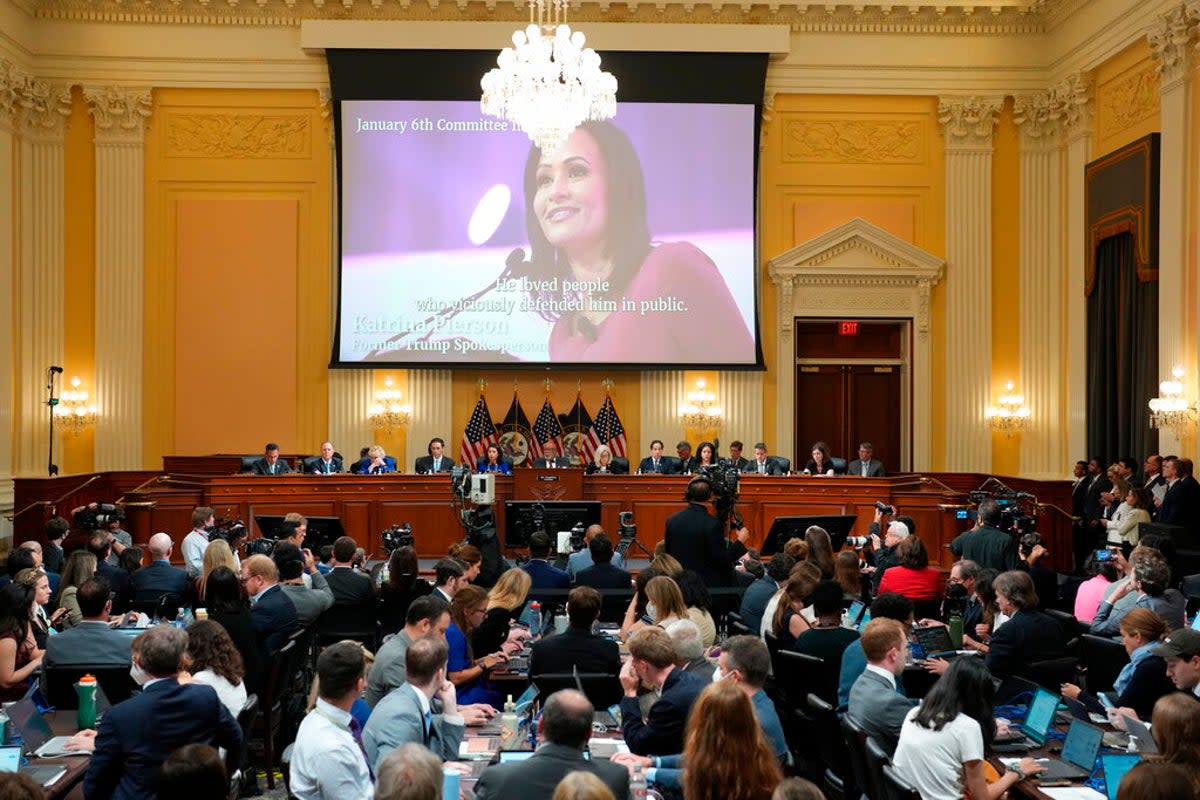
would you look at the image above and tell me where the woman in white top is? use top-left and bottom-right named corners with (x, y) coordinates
top-left (183, 619), bottom-right (248, 718)
top-left (893, 658), bottom-right (1043, 800)
top-left (1105, 487), bottom-right (1152, 547)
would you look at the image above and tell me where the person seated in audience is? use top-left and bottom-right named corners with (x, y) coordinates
top-left (848, 618), bottom-right (917, 756)
top-left (1062, 608), bottom-right (1174, 720)
top-left (567, 525), bottom-right (626, 578)
top-left (791, 581), bottom-right (860, 673)
top-left (272, 542), bottom-right (334, 627)
top-left (325, 535), bottom-right (377, 609)
top-left (13, 569), bottom-right (59, 649)
top-left (377, 546), bottom-right (433, 638)
top-left (1148, 692), bottom-right (1200, 794)
top-left (477, 443), bottom-right (511, 474)
top-left (667, 618), bottom-right (714, 682)
top-left (892, 657), bottom-right (1044, 800)
top-left (1074, 551), bottom-right (1120, 623)
top-left (961, 568), bottom-right (1000, 652)
top-left (367, 595), bottom-right (450, 707)
top-left (739, 552), bottom-right (793, 634)
top-left (521, 532), bottom-right (571, 604)
top-left (0, 546), bottom-right (51, 596)
top-left (203, 566), bottom-right (260, 695)
top-left (770, 573), bottom-right (816, 650)
top-left (551, 772), bottom-right (617, 800)
top-left (375, 743), bottom-right (443, 800)
top-left (619, 568), bottom-right (659, 641)
top-left (446, 584), bottom-right (508, 707)
top-left (430, 556), bottom-right (466, 604)
top-left (838, 592), bottom-right (915, 710)
top-left (241, 554), bottom-right (300, 668)
top-left (983, 570), bottom-right (1069, 680)
top-left (56, 550), bottom-right (98, 629)
top-left (734, 551), bottom-right (765, 588)
top-left (762, 561), bottom-right (820, 638)
top-left (475, 690), bottom-right (629, 800)
top-left (88, 532), bottom-right (130, 614)
top-left (196, 538), bottom-right (238, 601)
top-left (1114, 762), bottom-right (1198, 800)
top-left (674, 570), bottom-right (717, 647)
top-left (0, 582), bottom-right (41, 703)
top-left (771, 778), bottom-right (827, 800)
top-left (157, 743), bottom-right (228, 800)
top-left (355, 443), bottom-right (397, 474)
top-left (1109, 627), bottom-right (1200, 721)
top-left (804, 526), bottom-right (836, 580)
top-left (180, 619), bottom-right (247, 719)
top-left (1091, 549), bottom-right (1186, 637)
top-left (834, 550), bottom-right (866, 604)
top-left (877, 536), bottom-right (942, 602)
top-left (290, 641), bottom-right (373, 800)
top-left (131, 532), bottom-right (189, 611)
top-left (802, 441), bottom-right (836, 476)
top-left (647, 551), bottom-right (684, 577)
top-left (118, 547), bottom-right (143, 576)
top-left (943, 559), bottom-right (983, 631)
top-left (586, 444), bottom-right (626, 474)
top-left (529, 587), bottom-right (622, 707)
top-left (77, 625), bottom-right (242, 800)
top-left (619, 626), bottom-right (707, 755)
top-left (642, 576), bottom-right (689, 631)
top-left (573, 534), bottom-right (631, 623)
top-left (364, 636), bottom-right (466, 769)
top-left (44, 577), bottom-right (131, 669)
top-left (250, 442), bottom-right (292, 475)
top-left (474, 567), bottom-right (532, 656)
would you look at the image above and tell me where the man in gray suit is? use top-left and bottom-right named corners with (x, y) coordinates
top-left (474, 689), bottom-right (629, 800)
top-left (363, 636), bottom-right (466, 770)
top-left (847, 442), bottom-right (887, 477)
top-left (847, 617), bottom-right (915, 756)
top-left (272, 542), bottom-right (333, 627)
top-left (365, 595), bottom-right (450, 708)
top-left (44, 577), bottom-right (132, 668)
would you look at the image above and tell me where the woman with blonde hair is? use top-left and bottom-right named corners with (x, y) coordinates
top-left (644, 576), bottom-right (688, 629)
top-left (648, 552), bottom-right (683, 577)
top-left (197, 539), bottom-right (238, 600)
top-left (474, 567), bottom-right (532, 656)
top-left (551, 771), bottom-right (617, 800)
top-left (57, 550), bottom-right (98, 629)
top-left (1062, 608), bottom-right (1173, 720)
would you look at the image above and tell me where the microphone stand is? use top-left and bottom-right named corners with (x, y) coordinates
top-left (46, 366), bottom-right (62, 477)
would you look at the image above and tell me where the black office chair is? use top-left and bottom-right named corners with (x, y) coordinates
top-left (776, 650), bottom-right (834, 707)
top-left (42, 664), bottom-right (136, 708)
top-left (529, 672), bottom-right (622, 710)
top-left (841, 715), bottom-right (882, 800)
top-left (775, 457), bottom-right (792, 474)
top-left (1081, 634), bottom-right (1129, 694)
top-left (880, 763), bottom-right (920, 800)
top-left (251, 639), bottom-right (295, 790)
top-left (730, 616), bottom-right (754, 638)
top-left (314, 603), bottom-right (377, 652)
top-left (807, 693), bottom-right (856, 800)
top-left (232, 694), bottom-right (260, 798)
top-left (863, 736), bottom-right (893, 800)
top-left (831, 457), bottom-right (848, 475)
top-left (1045, 608), bottom-right (1087, 640)
top-left (1024, 657), bottom-right (1079, 691)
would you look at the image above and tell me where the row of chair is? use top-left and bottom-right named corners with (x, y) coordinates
top-left (807, 693), bottom-right (918, 800)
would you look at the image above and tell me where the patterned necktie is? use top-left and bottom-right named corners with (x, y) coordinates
top-left (348, 717), bottom-right (375, 779)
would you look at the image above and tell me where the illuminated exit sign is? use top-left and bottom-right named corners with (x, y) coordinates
top-left (838, 321), bottom-right (859, 335)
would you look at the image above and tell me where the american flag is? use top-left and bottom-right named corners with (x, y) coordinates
top-left (584, 394), bottom-right (628, 460)
top-left (532, 397), bottom-right (565, 461)
top-left (460, 394), bottom-right (498, 467)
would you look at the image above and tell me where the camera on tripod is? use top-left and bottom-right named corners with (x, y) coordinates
top-left (696, 460), bottom-right (741, 524)
top-left (381, 523), bottom-right (415, 553)
top-left (73, 502), bottom-right (125, 530)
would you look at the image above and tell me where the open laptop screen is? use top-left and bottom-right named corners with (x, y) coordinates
top-left (1021, 688), bottom-right (1059, 744)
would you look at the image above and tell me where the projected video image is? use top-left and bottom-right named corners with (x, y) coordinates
top-left (338, 100), bottom-right (757, 367)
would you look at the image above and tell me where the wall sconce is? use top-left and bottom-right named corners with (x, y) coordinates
top-left (53, 376), bottom-right (97, 436)
top-left (678, 378), bottom-right (723, 428)
top-left (986, 381), bottom-right (1031, 436)
top-left (368, 377), bottom-right (411, 432)
top-left (1148, 365), bottom-right (1196, 438)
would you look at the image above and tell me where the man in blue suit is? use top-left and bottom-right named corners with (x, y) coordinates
top-left (521, 532), bottom-right (571, 606)
top-left (619, 627), bottom-right (706, 756)
top-left (637, 440), bottom-right (677, 475)
top-left (130, 532), bottom-right (189, 609)
top-left (242, 554), bottom-right (300, 662)
top-left (81, 625), bottom-right (242, 800)
top-left (739, 553), bottom-right (794, 634)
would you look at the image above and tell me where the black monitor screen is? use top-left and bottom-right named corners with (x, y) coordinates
top-left (762, 515), bottom-right (858, 555)
top-left (253, 515), bottom-right (346, 553)
top-left (504, 501), bottom-right (602, 549)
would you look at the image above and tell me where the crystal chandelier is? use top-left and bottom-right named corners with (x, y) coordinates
top-left (1149, 365), bottom-right (1196, 438)
top-left (54, 376), bottom-right (97, 436)
top-left (368, 377), bottom-right (411, 432)
top-left (986, 381), bottom-right (1031, 436)
top-left (480, 0), bottom-right (617, 154)
top-left (678, 378), bottom-right (723, 429)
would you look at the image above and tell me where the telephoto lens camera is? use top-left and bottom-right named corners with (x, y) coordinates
top-left (845, 535), bottom-right (871, 549)
top-left (207, 516), bottom-right (248, 546)
top-left (73, 502), bottom-right (125, 530)
top-left (381, 522), bottom-right (415, 553)
top-left (874, 501), bottom-right (896, 516)
top-left (696, 460), bottom-right (742, 524)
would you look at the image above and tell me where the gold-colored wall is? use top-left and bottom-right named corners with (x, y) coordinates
top-left (990, 102), bottom-right (1021, 476)
top-left (1093, 39), bottom-right (1161, 158)
top-left (63, 88), bottom-right (96, 474)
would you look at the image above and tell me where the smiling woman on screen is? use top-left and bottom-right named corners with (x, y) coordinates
top-left (521, 121), bottom-right (752, 364)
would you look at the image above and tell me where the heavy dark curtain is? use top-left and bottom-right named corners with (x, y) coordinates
top-left (1086, 232), bottom-right (1158, 463)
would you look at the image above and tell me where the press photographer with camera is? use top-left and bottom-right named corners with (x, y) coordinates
top-left (862, 503), bottom-right (916, 594)
top-left (948, 500), bottom-right (1019, 573)
top-left (663, 475), bottom-right (748, 587)
top-left (72, 502), bottom-right (131, 567)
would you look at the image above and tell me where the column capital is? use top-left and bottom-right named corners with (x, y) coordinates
top-left (0, 60), bottom-right (25, 134)
top-left (937, 96), bottom-right (1003, 149)
top-left (1150, 3), bottom-right (1196, 91)
top-left (1055, 72), bottom-right (1093, 141)
top-left (1013, 90), bottom-right (1062, 147)
top-left (17, 77), bottom-right (71, 141)
top-left (83, 86), bottom-right (153, 144)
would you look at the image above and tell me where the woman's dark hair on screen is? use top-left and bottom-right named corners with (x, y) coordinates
top-left (913, 655), bottom-right (997, 750)
top-left (522, 121), bottom-right (651, 311)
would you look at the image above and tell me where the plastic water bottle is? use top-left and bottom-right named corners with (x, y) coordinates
top-left (528, 602), bottom-right (542, 637)
top-left (631, 764), bottom-right (648, 799)
top-left (75, 675), bottom-right (97, 730)
top-left (500, 695), bottom-right (520, 749)
top-left (174, 609), bottom-right (187, 629)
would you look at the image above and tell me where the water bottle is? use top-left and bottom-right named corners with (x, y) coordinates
top-left (528, 602), bottom-right (542, 637)
top-left (75, 674), bottom-right (98, 730)
top-left (174, 609), bottom-right (187, 629)
top-left (0, 706), bottom-right (9, 745)
top-left (948, 614), bottom-right (964, 649)
top-left (500, 695), bottom-right (520, 749)
top-left (631, 764), bottom-right (648, 799)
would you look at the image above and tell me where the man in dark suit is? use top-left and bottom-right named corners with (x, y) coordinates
top-left (42, 517), bottom-right (69, 575)
top-left (250, 442), bottom-right (292, 475)
top-left (619, 627), bottom-right (706, 756)
top-left (324, 535), bottom-right (376, 606)
top-left (475, 688), bottom-right (629, 800)
top-left (529, 587), bottom-right (622, 707)
top-left (531, 440), bottom-right (571, 469)
top-left (130, 532), bottom-right (189, 610)
top-left (574, 534), bottom-right (632, 623)
top-left (726, 440), bottom-right (750, 473)
top-left (1159, 456), bottom-right (1200, 534)
top-left (1083, 456), bottom-right (1112, 542)
top-left (847, 442), bottom-right (887, 478)
top-left (1071, 460), bottom-right (1095, 571)
top-left (241, 554), bottom-right (300, 662)
top-left (847, 618), bottom-right (915, 756)
top-left (521, 532), bottom-right (571, 605)
top-left (88, 532), bottom-right (130, 613)
top-left (739, 552), bottom-right (794, 633)
top-left (637, 439), bottom-right (676, 475)
top-left (305, 440), bottom-right (344, 474)
top-left (663, 477), bottom-right (747, 587)
top-left (414, 436), bottom-right (455, 474)
top-left (675, 441), bottom-right (698, 474)
top-left (82, 625), bottom-right (242, 800)
top-left (566, 526), bottom-right (626, 578)
top-left (948, 500), bottom-right (1018, 573)
top-left (45, 577), bottom-right (132, 668)
top-left (742, 443), bottom-right (786, 475)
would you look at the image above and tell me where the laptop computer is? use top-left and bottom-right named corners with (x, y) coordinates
top-left (1121, 714), bottom-right (1159, 754)
top-left (844, 600), bottom-right (865, 629)
top-left (856, 610), bottom-right (872, 632)
top-left (1101, 753), bottom-right (1142, 800)
top-left (992, 686), bottom-right (1059, 752)
top-left (6, 698), bottom-right (88, 758)
top-left (1035, 719), bottom-right (1103, 781)
top-left (913, 625), bottom-right (956, 658)
top-left (0, 744), bottom-right (68, 786)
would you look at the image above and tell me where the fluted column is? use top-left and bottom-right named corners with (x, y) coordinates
top-left (85, 86), bottom-right (152, 471)
top-left (1013, 87), bottom-right (1066, 478)
top-left (938, 96), bottom-right (1003, 471)
top-left (408, 370), bottom-right (453, 469)
top-left (1149, 5), bottom-right (1195, 456)
top-left (1061, 76), bottom-right (1094, 465)
top-left (640, 371), bottom-right (686, 454)
top-left (0, 62), bottom-right (20, 539)
top-left (328, 369), bottom-right (374, 465)
top-left (717, 371), bottom-right (765, 453)
top-left (14, 77), bottom-right (71, 477)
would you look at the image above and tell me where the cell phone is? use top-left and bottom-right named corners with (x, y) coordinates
top-left (1098, 692), bottom-right (1115, 709)
top-left (1095, 548), bottom-right (1115, 562)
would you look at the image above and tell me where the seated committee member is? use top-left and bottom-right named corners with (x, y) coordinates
top-left (354, 444), bottom-right (397, 475)
top-left (619, 627), bottom-right (707, 756)
top-left (586, 444), bottom-right (626, 474)
top-left (414, 437), bottom-right (455, 474)
top-left (290, 642), bottom-right (373, 800)
top-left (532, 440), bottom-right (571, 469)
top-left (474, 689), bottom-right (629, 800)
top-left (676, 441), bottom-right (699, 474)
top-left (848, 442), bottom-right (886, 477)
top-left (802, 441), bottom-right (836, 476)
top-left (529, 587), bottom-right (622, 706)
top-left (727, 440), bottom-right (750, 472)
top-left (744, 443), bottom-right (786, 476)
top-left (306, 441), bottom-right (343, 474)
top-left (477, 444), bottom-right (511, 474)
top-left (251, 442), bottom-right (292, 475)
top-left (637, 440), bottom-right (676, 475)
top-left (81, 626), bottom-right (242, 800)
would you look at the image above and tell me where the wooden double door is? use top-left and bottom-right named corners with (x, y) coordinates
top-left (793, 320), bottom-right (907, 472)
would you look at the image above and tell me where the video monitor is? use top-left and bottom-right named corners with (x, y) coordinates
top-left (761, 515), bottom-right (858, 555)
top-left (504, 501), bottom-right (602, 549)
top-left (253, 515), bottom-right (346, 552)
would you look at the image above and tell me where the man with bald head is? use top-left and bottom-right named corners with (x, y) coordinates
top-left (131, 532), bottom-right (189, 611)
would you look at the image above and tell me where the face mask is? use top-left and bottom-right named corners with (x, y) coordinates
top-left (645, 603), bottom-right (658, 621)
top-left (129, 661), bottom-right (149, 686)
top-left (711, 667), bottom-right (725, 683)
